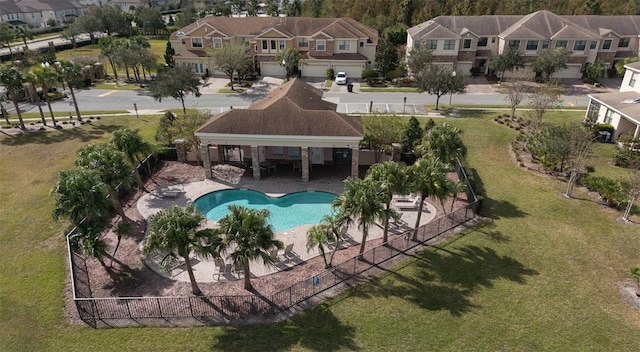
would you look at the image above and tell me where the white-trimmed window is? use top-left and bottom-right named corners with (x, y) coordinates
top-left (604, 109), bottom-right (614, 124)
top-left (526, 40), bottom-right (538, 51)
top-left (194, 63), bottom-right (204, 74)
top-left (316, 39), bottom-right (326, 51)
top-left (630, 72), bottom-right (638, 87)
top-left (619, 37), bottom-right (631, 47)
top-left (573, 40), bottom-right (586, 51)
top-left (298, 38), bottom-right (309, 47)
top-left (425, 39), bottom-right (437, 50)
top-left (463, 38), bottom-right (472, 49)
top-left (602, 39), bottom-right (612, 50)
top-left (213, 38), bottom-right (222, 49)
top-left (508, 40), bottom-right (520, 49)
top-left (191, 37), bottom-right (203, 48)
top-left (542, 40), bottom-right (550, 49)
top-left (339, 40), bottom-right (350, 50)
top-left (272, 146), bottom-right (284, 156)
top-left (262, 40), bottom-right (268, 50)
top-left (555, 40), bottom-right (567, 48)
top-left (477, 37), bottom-right (488, 47)
top-left (590, 41), bottom-right (598, 49)
top-left (279, 40), bottom-right (285, 50)
top-left (443, 39), bottom-right (455, 50)
top-left (288, 147), bottom-right (300, 157)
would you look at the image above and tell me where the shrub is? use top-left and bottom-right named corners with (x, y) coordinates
top-left (326, 68), bottom-right (335, 80)
top-left (361, 68), bottom-right (378, 84)
top-left (387, 67), bottom-right (405, 80)
top-left (595, 123), bottom-right (614, 135)
top-left (580, 175), bottom-right (626, 208)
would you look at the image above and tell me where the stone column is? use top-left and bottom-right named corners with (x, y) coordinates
top-left (351, 147), bottom-right (359, 179)
top-left (301, 147), bottom-right (309, 182)
top-left (251, 146), bottom-right (261, 180)
top-left (175, 139), bottom-right (187, 162)
top-left (201, 144), bottom-right (212, 179)
top-left (217, 145), bottom-right (225, 163)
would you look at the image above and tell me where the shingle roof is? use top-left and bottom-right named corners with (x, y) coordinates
top-left (590, 91), bottom-right (640, 125)
top-left (170, 17), bottom-right (377, 44)
top-left (0, 0), bottom-right (84, 13)
top-left (195, 78), bottom-right (363, 137)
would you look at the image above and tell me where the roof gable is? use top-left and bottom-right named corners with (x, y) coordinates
top-left (255, 28), bottom-right (291, 39)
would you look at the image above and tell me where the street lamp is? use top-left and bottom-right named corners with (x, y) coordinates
top-left (449, 70), bottom-right (457, 106)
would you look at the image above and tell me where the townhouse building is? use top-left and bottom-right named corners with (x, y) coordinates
top-left (169, 16), bottom-right (378, 78)
top-left (0, 0), bottom-right (85, 29)
top-left (407, 10), bottom-right (640, 79)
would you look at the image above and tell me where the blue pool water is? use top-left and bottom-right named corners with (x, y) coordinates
top-left (193, 189), bottom-right (338, 232)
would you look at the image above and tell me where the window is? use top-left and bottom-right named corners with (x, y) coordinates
top-left (590, 41), bottom-right (598, 49)
top-left (194, 63), bottom-right (204, 74)
top-left (542, 40), bottom-right (550, 49)
top-left (602, 39), bottom-right (612, 50)
top-left (213, 38), bottom-right (222, 49)
top-left (360, 41), bottom-right (364, 47)
top-left (508, 40), bottom-right (520, 49)
top-left (278, 40), bottom-right (285, 50)
top-left (413, 41), bottom-right (420, 49)
top-left (262, 40), bottom-right (268, 50)
top-left (491, 37), bottom-right (496, 43)
top-left (271, 40), bottom-right (276, 50)
top-left (630, 72), bottom-right (638, 87)
top-left (604, 109), bottom-right (613, 124)
top-left (619, 37), bottom-right (630, 47)
top-left (288, 147), bottom-right (300, 158)
top-left (272, 146), bottom-right (284, 156)
top-left (191, 37), bottom-right (203, 48)
top-left (316, 39), bottom-right (325, 51)
top-left (298, 38), bottom-right (308, 47)
top-left (573, 40), bottom-right (586, 51)
top-left (425, 39), bottom-right (437, 50)
top-left (555, 40), bottom-right (567, 48)
top-left (478, 37), bottom-right (488, 47)
top-left (339, 40), bottom-right (350, 50)
top-left (526, 40), bottom-right (538, 51)
top-left (463, 38), bottom-right (472, 49)
top-left (443, 39), bottom-right (455, 50)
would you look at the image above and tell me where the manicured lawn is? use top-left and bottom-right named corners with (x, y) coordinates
top-left (1, 109), bottom-right (639, 351)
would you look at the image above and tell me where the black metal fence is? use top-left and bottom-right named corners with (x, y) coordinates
top-left (67, 160), bottom-right (478, 328)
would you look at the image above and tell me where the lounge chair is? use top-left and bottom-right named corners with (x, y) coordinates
top-left (269, 248), bottom-right (280, 262)
top-left (395, 197), bottom-right (421, 210)
top-left (213, 258), bottom-right (232, 280)
top-left (283, 243), bottom-right (295, 260)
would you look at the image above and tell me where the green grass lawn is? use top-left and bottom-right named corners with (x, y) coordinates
top-left (1, 109), bottom-right (640, 351)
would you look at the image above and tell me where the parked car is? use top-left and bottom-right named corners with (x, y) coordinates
top-left (335, 72), bottom-right (348, 85)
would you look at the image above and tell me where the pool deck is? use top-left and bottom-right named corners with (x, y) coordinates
top-left (137, 176), bottom-right (437, 283)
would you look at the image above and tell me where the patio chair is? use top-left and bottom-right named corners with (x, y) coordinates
top-left (395, 197), bottom-right (421, 210)
top-left (269, 248), bottom-right (280, 262)
top-left (213, 258), bottom-right (232, 280)
top-left (393, 212), bottom-right (405, 226)
top-left (283, 243), bottom-right (295, 260)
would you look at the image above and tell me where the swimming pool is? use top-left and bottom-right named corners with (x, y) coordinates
top-left (193, 189), bottom-right (338, 232)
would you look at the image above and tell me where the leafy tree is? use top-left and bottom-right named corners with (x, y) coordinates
top-left (51, 168), bottom-right (111, 229)
top-left (61, 23), bottom-right (83, 50)
top-left (407, 46), bottom-right (433, 76)
top-left (565, 123), bottom-right (595, 198)
top-left (284, 0), bottom-right (302, 16)
top-left (134, 5), bottom-right (166, 35)
top-left (631, 264), bottom-right (640, 295)
top-left (76, 4), bottom-right (129, 36)
top-left (144, 205), bottom-right (222, 295)
top-left (366, 161), bottom-right (409, 243)
top-left (527, 82), bottom-right (563, 131)
top-left (583, 60), bottom-right (605, 83)
top-left (0, 66), bottom-right (26, 129)
top-left (155, 111), bottom-right (177, 145)
top-left (216, 205), bottom-right (284, 290)
top-left (75, 143), bottom-right (137, 221)
top-left (303, 0), bottom-right (324, 17)
top-left (397, 0), bottom-right (416, 26)
top-left (210, 41), bottom-right (253, 90)
top-left (99, 36), bottom-right (123, 80)
top-left (488, 48), bottom-right (524, 82)
top-left (265, 0), bottom-right (280, 16)
top-left (615, 57), bottom-right (640, 76)
top-left (375, 37), bottom-right (399, 78)
top-left (276, 48), bottom-right (302, 80)
top-left (362, 113), bottom-right (403, 163)
top-left (622, 164), bottom-right (640, 222)
top-left (414, 64), bottom-right (466, 110)
top-left (150, 64), bottom-right (202, 114)
top-left (408, 156), bottom-right (452, 239)
top-left (418, 122), bottom-right (467, 164)
top-left (164, 41), bottom-right (175, 68)
top-left (175, 3), bottom-right (197, 28)
top-left (332, 177), bottom-right (389, 257)
top-left (0, 22), bottom-right (15, 55)
top-left (503, 74), bottom-right (531, 119)
top-left (55, 60), bottom-right (84, 120)
top-left (532, 48), bottom-right (572, 82)
top-left (401, 115), bottom-right (423, 153)
top-left (247, 0), bottom-right (260, 16)
top-left (14, 27), bottom-right (32, 50)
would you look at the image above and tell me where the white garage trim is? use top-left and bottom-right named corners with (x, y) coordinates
top-left (261, 62), bottom-right (285, 77)
top-left (302, 62), bottom-right (330, 77)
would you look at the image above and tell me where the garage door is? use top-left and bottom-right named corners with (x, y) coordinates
top-left (302, 63), bottom-right (329, 77)
top-left (555, 64), bottom-right (582, 79)
top-left (456, 62), bottom-right (472, 76)
top-left (333, 64), bottom-right (364, 78)
top-left (261, 62), bottom-right (285, 77)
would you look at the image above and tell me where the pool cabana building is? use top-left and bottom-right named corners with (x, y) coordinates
top-left (194, 78), bottom-right (363, 182)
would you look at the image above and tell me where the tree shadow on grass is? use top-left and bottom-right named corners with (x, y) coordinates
top-left (0, 124), bottom-right (122, 146)
top-left (345, 244), bottom-right (538, 317)
top-left (212, 304), bottom-right (359, 352)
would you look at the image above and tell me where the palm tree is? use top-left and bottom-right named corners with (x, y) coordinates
top-left (70, 223), bottom-right (108, 266)
top-left (0, 66), bottom-right (26, 129)
top-left (276, 48), bottom-right (302, 80)
top-left (216, 205), bottom-right (284, 290)
top-left (110, 127), bottom-right (153, 185)
top-left (143, 205), bottom-right (222, 295)
top-left (29, 65), bottom-right (58, 127)
top-left (75, 143), bottom-right (137, 221)
top-left (631, 264), bottom-right (640, 296)
top-left (24, 70), bottom-right (47, 126)
top-left (447, 180), bottom-right (468, 215)
top-left (418, 122), bottom-right (467, 164)
top-left (332, 177), bottom-right (388, 258)
top-left (51, 168), bottom-right (112, 229)
top-left (366, 161), bottom-right (410, 243)
top-left (14, 27), bottom-right (32, 49)
top-left (56, 60), bottom-right (83, 120)
top-left (306, 224), bottom-right (333, 268)
top-left (408, 156), bottom-right (452, 240)
top-left (111, 220), bottom-right (133, 266)
top-left (0, 22), bottom-right (15, 55)
top-left (0, 96), bottom-right (9, 124)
